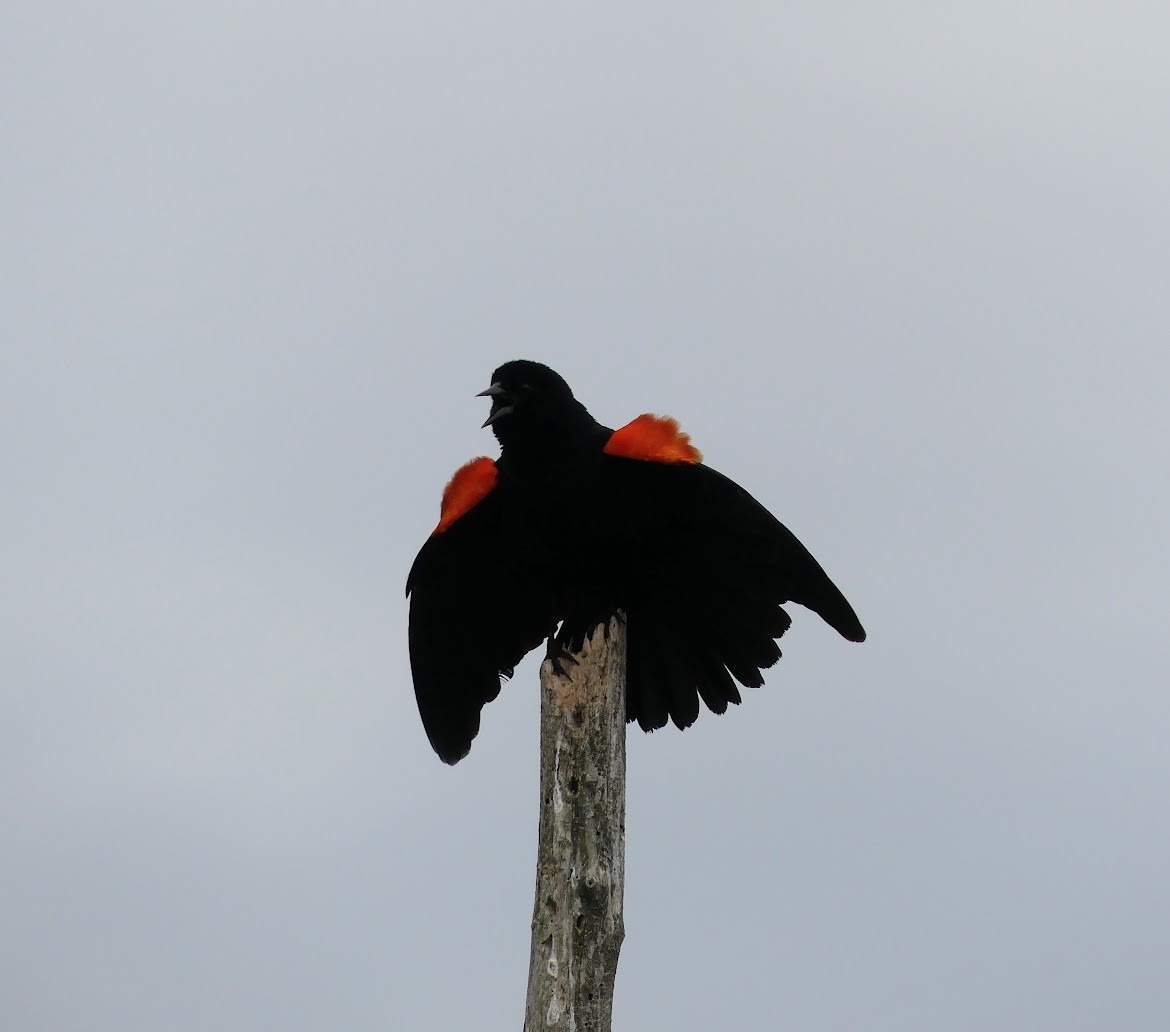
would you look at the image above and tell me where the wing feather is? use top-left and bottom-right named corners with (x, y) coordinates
top-left (598, 453), bottom-right (865, 731)
top-left (406, 475), bottom-right (553, 763)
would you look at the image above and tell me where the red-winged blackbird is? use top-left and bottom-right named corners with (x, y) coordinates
top-left (407, 361), bottom-right (865, 764)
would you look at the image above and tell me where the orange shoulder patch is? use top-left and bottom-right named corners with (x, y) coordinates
top-left (603, 414), bottom-right (703, 464)
top-left (433, 456), bottom-right (498, 535)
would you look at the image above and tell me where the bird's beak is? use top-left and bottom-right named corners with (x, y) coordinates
top-left (477, 382), bottom-right (515, 428)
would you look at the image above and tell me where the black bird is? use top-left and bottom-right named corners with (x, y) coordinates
top-left (406, 361), bottom-right (865, 763)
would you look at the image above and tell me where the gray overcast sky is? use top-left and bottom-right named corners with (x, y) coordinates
top-left (3, 3), bottom-right (1168, 1030)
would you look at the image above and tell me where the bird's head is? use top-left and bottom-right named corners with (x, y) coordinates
top-left (477, 361), bottom-right (588, 450)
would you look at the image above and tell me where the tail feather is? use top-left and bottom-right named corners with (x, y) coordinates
top-left (627, 602), bottom-right (746, 731)
top-left (627, 608), bottom-right (671, 732)
top-left (661, 633), bottom-right (701, 731)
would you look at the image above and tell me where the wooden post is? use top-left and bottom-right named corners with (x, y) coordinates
top-left (523, 614), bottom-right (627, 1032)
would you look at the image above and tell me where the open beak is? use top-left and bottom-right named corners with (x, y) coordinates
top-left (476, 382), bottom-right (515, 428)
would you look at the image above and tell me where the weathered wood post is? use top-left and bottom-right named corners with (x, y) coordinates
top-left (523, 614), bottom-right (627, 1032)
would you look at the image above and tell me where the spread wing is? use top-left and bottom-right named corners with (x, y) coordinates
top-left (406, 472), bottom-right (554, 764)
top-left (594, 451), bottom-right (866, 733)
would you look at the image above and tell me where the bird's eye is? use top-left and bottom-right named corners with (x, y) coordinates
top-left (520, 383), bottom-right (532, 392)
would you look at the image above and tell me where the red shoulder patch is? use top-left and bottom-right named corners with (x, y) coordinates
top-left (603, 414), bottom-right (703, 464)
top-left (433, 456), bottom-right (498, 535)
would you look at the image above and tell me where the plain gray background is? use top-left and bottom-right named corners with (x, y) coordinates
top-left (4, 3), bottom-right (1168, 1029)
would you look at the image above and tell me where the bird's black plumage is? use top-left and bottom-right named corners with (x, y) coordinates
top-left (406, 360), bottom-right (865, 763)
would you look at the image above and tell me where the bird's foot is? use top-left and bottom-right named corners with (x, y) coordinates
top-left (545, 637), bottom-right (579, 679)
